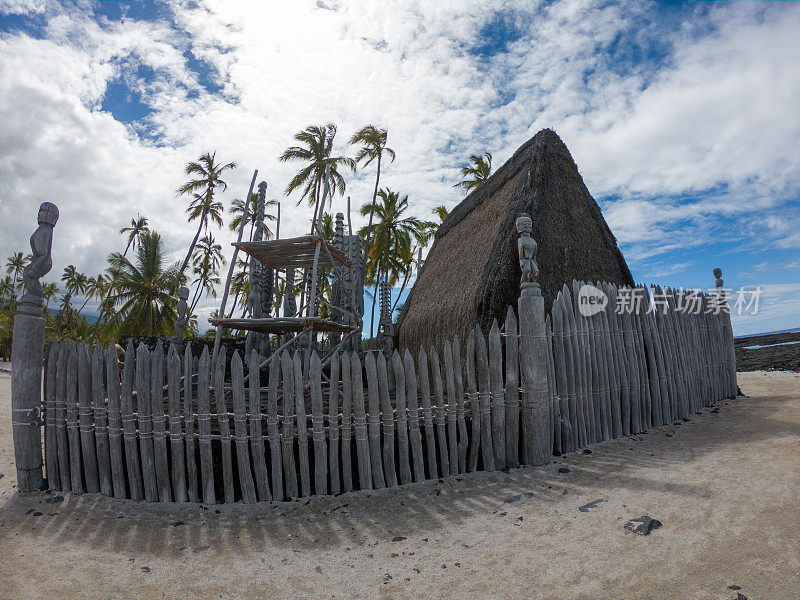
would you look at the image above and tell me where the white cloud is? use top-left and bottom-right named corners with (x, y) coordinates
top-left (0, 0), bottom-right (799, 329)
top-left (0, 1), bottom-right (46, 16)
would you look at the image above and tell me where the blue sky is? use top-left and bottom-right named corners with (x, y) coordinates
top-left (1, 0), bottom-right (798, 336)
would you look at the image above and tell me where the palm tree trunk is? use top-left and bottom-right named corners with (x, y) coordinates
top-left (369, 265), bottom-right (380, 338)
top-left (391, 269), bottom-right (412, 314)
top-left (10, 272), bottom-right (17, 301)
top-left (189, 277), bottom-right (204, 314)
top-left (182, 218), bottom-right (203, 274)
top-left (77, 295), bottom-right (91, 316)
top-left (310, 176), bottom-right (322, 235)
top-left (181, 203), bottom-right (208, 275)
top-left (364, 154), bottom-right (382, 256)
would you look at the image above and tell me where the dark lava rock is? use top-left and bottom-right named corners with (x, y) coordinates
top-left (624, 515), bottom-right (662, 535)
top-left (728, 585), bottom-right (742, 590)
top-left (711, 408), bottom-right (720, 414)
top-left (665, 434), bottom-right (673, 438)
top-left (391, 536), bottom-right (407, 542)
top-left (578, 499), bottom-right (606, 512)
top-left (140, 567), bottom-right (151, 573)
top-left (504, 492), bottom-right (534, 504)
top-left (171, 521), bottom-right (185, 527)
top-left (192, 546), bottom-right (211, 554)
top-left (736, 594), bottom-right (748, 600)
top-left (582, 449), bottom-right (592, 454)
top-left (45, 496), bottom-right (64, 504)
top-left (558, 467), bottom-right (571, 473)
top-left (33, 511), bottom-right (43, 517)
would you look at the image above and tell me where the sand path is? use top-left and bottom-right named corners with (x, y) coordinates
top-left (1, 362), bottom-right (798, 599)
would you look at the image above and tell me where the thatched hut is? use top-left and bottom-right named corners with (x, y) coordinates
top-left (396, 128), bottom-right (634, 351)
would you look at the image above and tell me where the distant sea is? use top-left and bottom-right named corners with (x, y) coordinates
top-left (734, 326), bottom-right (800, 339)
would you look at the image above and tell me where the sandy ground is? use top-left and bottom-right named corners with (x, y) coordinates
top-left (0, 361), bottom-right (798, 600)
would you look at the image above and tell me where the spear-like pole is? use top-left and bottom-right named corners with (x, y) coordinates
top-left (210, 169), bottom-right (258, 376)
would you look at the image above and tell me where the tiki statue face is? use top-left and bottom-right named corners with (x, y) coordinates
top-left (38, 202), bottom-right (59, 226)
top-left (515, 214), bottom-right (532, 235)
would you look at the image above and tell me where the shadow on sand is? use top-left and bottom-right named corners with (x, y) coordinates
top-left (1, 390), bottom-right (796, 558)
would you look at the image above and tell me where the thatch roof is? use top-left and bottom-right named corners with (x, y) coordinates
top-left (396, 128), bottom-right (634, 351)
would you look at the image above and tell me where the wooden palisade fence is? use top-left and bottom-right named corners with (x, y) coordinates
top-left (37, 280), bottom-right (736, 503)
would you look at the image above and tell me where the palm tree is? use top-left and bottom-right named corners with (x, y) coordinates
top-left (61, 265), bottom-right (88, 312)
top-left (359, 189), bottom-right (432, 336)
top-left (105, 231), bottom-right (184, 336)
top-left (177, 151), bottom-right (236, 274)
top-left (92, 214), bottom-right (150, 343)
top-left (432, 205), bottom-right (449, 223)
top-left (228, 193), bottom-right (277, 239)
top-left (189, 233), bottom-right (225, 313)
top-left (119, 214), bottom-right (149, 256)
top-left (454, 151), bottom-right (492, 193)
top-left (280, 123), bottom-right (355, 232)
top-left (42, 282), bottom-right (59, 309)
top-left (350, 125), bottom-right (395, 255)
top-left (0, 275), bottom-right (13, 301)
top-left (55, 292), bottom-right (76, 332)
top-left (228, 259), bottom-right (250, 318)
top-left (78, 274), bottom-right (108, 315)
top-left (5, 252), bottom-right (27, 299)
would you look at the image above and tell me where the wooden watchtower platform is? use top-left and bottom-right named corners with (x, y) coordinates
top-left (211, 234), bottom-right (361, 346)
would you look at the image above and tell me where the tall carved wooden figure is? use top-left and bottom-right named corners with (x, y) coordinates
top-left (12, 202), bottom-right (59, 492)
top-left (516, 213), bottom-right (551, 465)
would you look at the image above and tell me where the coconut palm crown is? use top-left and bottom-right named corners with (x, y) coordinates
top-left (105, 231), bottom-right (185, 336)
top-left (280, 123), bottom-right (355, 232)
top-left (454, 151), bottom-right (492, 192)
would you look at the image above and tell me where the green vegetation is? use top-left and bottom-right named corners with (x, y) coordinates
top-left (0, 127), bottom-right (484, 352)
top-left (454, 151), bottom-right (492, 193)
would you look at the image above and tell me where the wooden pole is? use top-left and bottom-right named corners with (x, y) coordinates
top-left (504, 307), bottom-right (521, 465)
top-left (214, 349), bottom-right (234, 503)
top-left (452, 337), bottom-right (468, 474)
top-left (78, 344), bottom-right (99, 493)
top-left (443, 341), bottom-right (459, 475)
top-left (10, 301), bottom-right (47, 492)
top-left (404, 349), bottom-right (426, 482)
top-left (105, 343), bottom-right (126, 498)
top-left (488, 321), bottom-right (505, 469)
top-left (417, 346), bottom-right (439, 478)
top-left (364, 352), bottom-right (386, 488)
top-left (516, 214), bottom-right (551, 466)
top-left (267, 354), bottom-right (284, 499)
top-left (350, 352), bottom-right (372, 491)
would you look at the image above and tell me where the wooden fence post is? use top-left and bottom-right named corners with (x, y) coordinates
top-left (516, 214), bottom-right (551, 465)
top-left (10, 202), bottom-right (59, 492)
top-left (452, 338), bottom-right (468, 474)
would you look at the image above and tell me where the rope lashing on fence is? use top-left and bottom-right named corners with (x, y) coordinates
top-left (35, 278), bottom-right (737, 502)
top-left (11, 406), bottom-right (40, 427)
